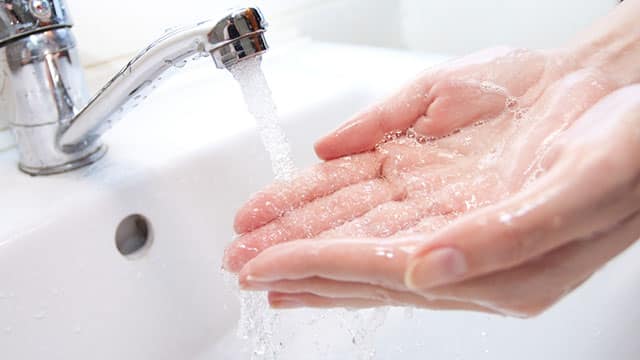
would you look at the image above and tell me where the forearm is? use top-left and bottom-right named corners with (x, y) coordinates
top-left (570, 0), bottom-right (640, 86)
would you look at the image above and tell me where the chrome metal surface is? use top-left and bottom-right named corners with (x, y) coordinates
top-left (209, 7), bottom-right (268, 69)
top-left (0, 6), bottom-right (268, 175)
top-left (0, 0), bottom-right (72, 45)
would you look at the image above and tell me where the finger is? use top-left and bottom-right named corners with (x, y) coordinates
top-left (424, 209), bottom-right (640, 317)
top-left (267, 291), bottom-right (496, 313)
top-left (413, 80), bottom-right (507, 137)
top-left (236, 169), bottom-right (512, 283)
top-left (313, 73), bottom-right (436, 161)
top-left (239, 237), bottom-right (417, 290)
top-left (404, 82), bottom-right (640, 290)
top-left (234, 152), bottom-right (382, 234)
top-left (313, 173), bottom-right (494, 240)
top-left (315, 198), bottom-right (437, 239)
top-left (268, 292), bottom-right (385, 309)
top-left (314, 47), bottom-right (548, 160)
top-left (314, 75), bottom-right (507, 161)
top-left (245, 276), bottom-right (495, 313)
top-left (224, 179), bottom-right (404, 272)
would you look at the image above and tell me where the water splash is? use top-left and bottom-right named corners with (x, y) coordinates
top-left (342, 308), bottom-right (389, 360)
top-left (228, 56), bottom-right (295, 360)
top-left (229, 56), bottom-right (388, 359)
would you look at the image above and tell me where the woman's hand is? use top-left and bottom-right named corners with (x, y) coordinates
top-left (224, 0), bottom-right (640, 315)
top-left (225, 80), bottom-right (640, 316)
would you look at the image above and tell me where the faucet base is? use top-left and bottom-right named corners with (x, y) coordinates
top-left (19, 144), bottom-right (108, 176)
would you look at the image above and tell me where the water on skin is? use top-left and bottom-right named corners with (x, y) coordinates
top-left (229, 57), bottom-right (389, 359)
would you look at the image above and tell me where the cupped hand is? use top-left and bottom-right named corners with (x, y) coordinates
top-left (224, 47), bottom-right (640, 317)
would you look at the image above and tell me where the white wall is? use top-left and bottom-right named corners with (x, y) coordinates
top-left (67, 0), bottom-right (308, 66)
top-left (67, 0), bottom-right (619, 67)
top-left (400, 0), bottom-right (619, 54)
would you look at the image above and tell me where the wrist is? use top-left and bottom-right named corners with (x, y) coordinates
top-left (570, 0), bottom-right (640, 86)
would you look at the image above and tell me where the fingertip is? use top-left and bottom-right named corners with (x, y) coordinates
top-left (238, 269), bottom-right (267, 290)
top-left (233, 199), bottom-right (259, 235)
top-left (313, 136), bottom-right (336, 161)
top-left (221, 254), bottom-right (238, 273)
top-left (233, 192), bottom-right (285, 234)
top-left (314, 120), bottom-right (378, 160)
top-left (222, 239), bottom-right (261, 273)
top-left (222, 252), bottom-right (241, 273)
top-left (233, 213), bottom-right (249, 235)
top-left (268, 292), bottom-right (304, 309)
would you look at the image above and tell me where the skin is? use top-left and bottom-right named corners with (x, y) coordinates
top-left (224, 0), bottom-right (640, 317)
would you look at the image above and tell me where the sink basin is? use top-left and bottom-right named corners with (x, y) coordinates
top-left (1, 42), bottom-right (638, 360)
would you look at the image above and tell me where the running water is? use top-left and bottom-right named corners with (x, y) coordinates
top-left (229, 56), bottom-right (291, 360)
top-left (228, 56), bottom-right (387, 359)
top-left (230, 57), bottom-right (295, 181)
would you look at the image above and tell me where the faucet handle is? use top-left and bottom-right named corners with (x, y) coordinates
top-left (0, 0), bottom-right (72, 45)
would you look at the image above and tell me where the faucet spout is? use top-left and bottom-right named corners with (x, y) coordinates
top-left (0, 3), bottom-right (267, 175)
top-left (59, 8), bottom-right (268, 154)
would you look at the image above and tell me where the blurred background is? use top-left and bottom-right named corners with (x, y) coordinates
top-left (67, 0), bottom-right (618, 68)
top-left (1, 0), bottom-right (618, 150)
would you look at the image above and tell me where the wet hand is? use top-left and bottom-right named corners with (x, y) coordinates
top-left (224, 48), bottom-right (640, 317)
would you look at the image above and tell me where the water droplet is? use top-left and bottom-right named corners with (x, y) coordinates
top-left (374, 247), bottom-right (395, 259)
top-left (499, 213), bottom-right (513, 225)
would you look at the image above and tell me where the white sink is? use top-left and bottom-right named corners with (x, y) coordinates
top-left (1, 42), bottom-right (638, 360)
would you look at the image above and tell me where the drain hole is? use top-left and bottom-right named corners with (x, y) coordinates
top-left (115, 214), bottom-right (153, 258)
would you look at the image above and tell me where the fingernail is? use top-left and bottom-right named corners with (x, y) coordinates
top-left (239, 274), bottom-right (271, 288)
top-left (405, 247), bottom-right (467, 290)
top-left (332, 119), bottom-right (361, 136)
top-left (239, 275), bottom-right (266, 290)
top-left (269, 297), bottom-right (305, 309)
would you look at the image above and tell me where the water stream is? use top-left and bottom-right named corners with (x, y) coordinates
top-left (230, 57), bottom-right (295, 182)
top-left (229, 56), bottom-right (386, 360)
top-left (230, 57), bottom-right (290, 360)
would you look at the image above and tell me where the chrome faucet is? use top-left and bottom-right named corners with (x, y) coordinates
top-left (0, 1), bottom-right (268, 175)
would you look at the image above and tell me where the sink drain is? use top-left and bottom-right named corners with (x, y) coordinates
top-left (115, 214), bottom-right (153, 258)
